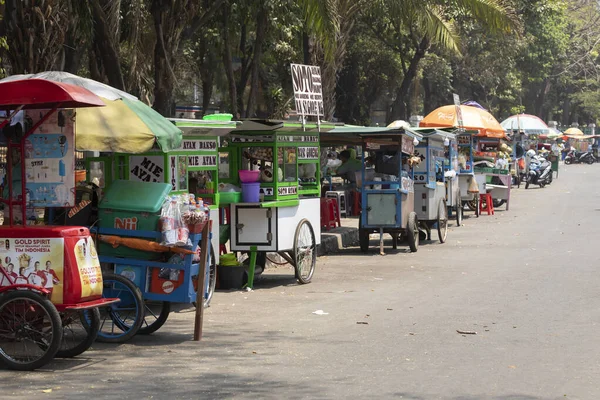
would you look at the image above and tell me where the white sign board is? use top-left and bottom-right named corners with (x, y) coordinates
top-left (129, 155), bottom-right (165, 183)
top-left (291, 64), bottom-right (324, 116)
top-left (178, 139), bottom-right (217, 151)
top-left (297, 147), bottom-right (319, 160)
top-left (188, 155), bottom-right (217, 167)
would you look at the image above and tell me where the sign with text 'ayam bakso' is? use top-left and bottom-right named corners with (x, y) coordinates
top-left (291, 64), bottom-right (324, 117)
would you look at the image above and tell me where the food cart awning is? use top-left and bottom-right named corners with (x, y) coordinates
top-left (410, 127), bottom-right (457, 141)
top-left (233, 119), bottom-right (340, 134)
top-left (169, 118), bottom-right (240, 137)
top-left (321, 125), bottom-right (423, 147)
top-left (0, 78), bottom-right (105, 110)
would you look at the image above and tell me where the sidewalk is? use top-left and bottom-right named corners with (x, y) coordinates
top-left (317, 217), bottom-right (359, 256)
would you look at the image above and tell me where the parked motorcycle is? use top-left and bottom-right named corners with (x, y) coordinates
top-left (564, 149), bottom-right (595, 165)
top-left (525, 150), bottom-right (552, 189)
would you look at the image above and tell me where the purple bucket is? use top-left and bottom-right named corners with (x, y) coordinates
top-left (241, 182), bottom-right (261, 203)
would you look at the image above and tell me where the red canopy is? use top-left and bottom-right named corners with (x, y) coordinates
top-left (0, 78), bottom-right (105, 110)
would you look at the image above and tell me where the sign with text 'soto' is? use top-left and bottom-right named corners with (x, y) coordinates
top-left (291, 64), bottom-right (324, 116)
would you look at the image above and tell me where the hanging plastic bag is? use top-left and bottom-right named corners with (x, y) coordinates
top-left (160, 197), bottom-right (178, 246)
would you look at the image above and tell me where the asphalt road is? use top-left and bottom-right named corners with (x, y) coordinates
top-left (2, 164), bottom-right (599, 400)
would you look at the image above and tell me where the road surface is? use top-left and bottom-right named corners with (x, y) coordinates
top-left (2, 164), bottom-right (598, 400)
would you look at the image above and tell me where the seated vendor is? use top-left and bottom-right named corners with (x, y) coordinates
top-left (336, 150), bottom-right (362, 183)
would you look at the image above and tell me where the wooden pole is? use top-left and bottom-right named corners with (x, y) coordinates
top-left (193, 220), bottom-right (211, 341)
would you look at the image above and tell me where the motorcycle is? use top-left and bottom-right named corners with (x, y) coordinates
top-left (525, 150), bottom-right (552, 189)
top-left (564, 149), bottom-right (595, 165)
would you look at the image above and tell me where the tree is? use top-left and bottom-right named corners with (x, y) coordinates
top-left (150, 0), bottom-right (225, 117)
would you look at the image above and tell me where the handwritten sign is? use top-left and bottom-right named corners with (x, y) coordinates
top-left (188, 155), bottom-right (217, 167)
top-left (169, 156), bottom-right (177, 190)
top-left (179, 139), bottom-right (217, 151)
top-left (277, 186), bottom-right (298, 196)
top-left (297, 147), bottom-right (319, 160)
top-left (129, 155), bottom-right (164, 183)
top-left (260, 187), bottom-right (274, 196)
top-left (291, 64), bottom-right (324, 116)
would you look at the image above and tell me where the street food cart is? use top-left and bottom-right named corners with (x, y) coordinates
top-left (456, 131), bottom-right (480, 216)
top-left (412, 129), bottom-right (457, 242)
top-left (472, 135), bottom-right (512, 210)
top-left (218, 120), bottom-right (325, 288)
top-left (0, 79), bottom-right (119, 370)
top-left (321, 126), bottom-right (422, 255)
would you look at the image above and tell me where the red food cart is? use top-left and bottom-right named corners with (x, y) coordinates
top-left (0, 79), bottom-right (118, 370)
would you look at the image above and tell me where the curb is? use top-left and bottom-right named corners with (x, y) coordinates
top-left (317, 227), bottom-right (359, 256)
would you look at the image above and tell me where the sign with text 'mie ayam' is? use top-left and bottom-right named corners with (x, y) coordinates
top-left (291, 64), bottom-right (324, 116)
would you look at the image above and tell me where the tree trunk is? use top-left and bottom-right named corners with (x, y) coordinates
top-left (423, 75), bottom-right (433, 115)
top-left (90, 0), bottom-right (125, 89)
top-left (303, 31), bottom-right (311, 65)
top-left (221, 3), bottom-right (238, 118)
top-left (151, 0), bottom-right (176, 117)
top-left (235, 24), bottom-right (251, 115)
top-left (245, 7), bottom-right (268, 118)
top-left (390, 37), bottom-right (430, 122)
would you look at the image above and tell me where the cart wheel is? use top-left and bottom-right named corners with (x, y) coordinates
top-left (456, 205), bottom-right (463, 227)
top-left (437, 199), bottom-right (448, 243)
top-left (97, 272), bottom-right (144, 343)
top-left (204, 244), bottom-right (217, 308)
top-left (294, 219), bottom-right (316, 284)
top-left (493, 199), bottom-right (505, 208)
top-left (135, 301), bottom-right (171, 335)
top-left (466, 198), bottom-right (478, 211)
top-left (192, 243), bottom-right (218, 309)
top-left (0, 290), bottom-right (62, 370)
top-left (406, 212), bottom-right (419, 253)
top-left (56, 308), bottom-right (100, 358)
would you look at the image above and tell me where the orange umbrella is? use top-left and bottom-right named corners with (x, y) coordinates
top-left (420, 105), bottom-right (507, 139)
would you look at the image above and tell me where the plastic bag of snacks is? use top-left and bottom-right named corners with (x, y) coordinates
top-left (160, 197), bottom-right (189, 246)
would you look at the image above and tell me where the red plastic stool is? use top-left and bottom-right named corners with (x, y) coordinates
top-left (479, 193), bottom-right (494, 215)
top-left (321, 198), bottom-right (340, 231)
top-left (328, 197), bottom-right (342, 228)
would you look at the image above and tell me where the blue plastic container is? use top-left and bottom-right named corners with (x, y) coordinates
top-left (241, 182), bottom-right (261, 203)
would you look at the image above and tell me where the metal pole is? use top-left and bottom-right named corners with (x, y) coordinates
top-left (193, 220), bottom-right (211, 341)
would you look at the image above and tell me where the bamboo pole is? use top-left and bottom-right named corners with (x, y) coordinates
top-left (193, 220), bottom-right (211, 341)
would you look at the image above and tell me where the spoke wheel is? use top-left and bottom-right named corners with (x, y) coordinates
top-left (456, 204), bottom-right (463, 227)
top-left (437, 200), bottom-right (448, 243)
top-left (294, 219), bottom-right (316, 284)
top-left (204, 245), bottom-right (217, 308)
top-left (0, 290), bottom-right (62, 370)
top-left (56, 308), bottom-right (100, 358)
top-left (97, 272), bottom-right (143, 343)
top-left (406, 212), bottom-right (419, 252)
top-left (137, 301), bottom-right (170, 335)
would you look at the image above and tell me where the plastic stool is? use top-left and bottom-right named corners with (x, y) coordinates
top-left (479, 193), bottom-right (494, 215)
top-left (320, 198), bottom-right (340, 231)
top-left (328, 197), bottom-right (342, 228)
top-left (326, 191), bottom-right (347, 217)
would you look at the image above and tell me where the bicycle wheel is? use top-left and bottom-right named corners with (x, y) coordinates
top-left (56, 308), bottom-right (100, 358)
top-left (97, 272), bottom-right (144, 343)
top-left (0, 290), bottom-right (62, 370)
top-left (204, 245), bottom-right (217, 308)
top-left (137, 301), bottom-right (171, 335)
top-left (294, 219), bottom-right (316, 284)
